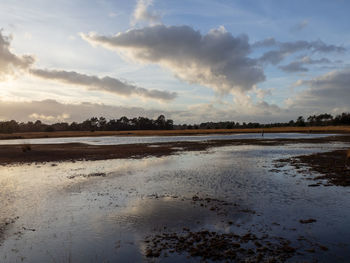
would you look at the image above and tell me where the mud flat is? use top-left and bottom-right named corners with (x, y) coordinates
top-left (1, 135), bottom-right (350, 262)
top-left (0, 135), bottom-right (350, 165)
top-left (276, 149), bottom-right (350, 186)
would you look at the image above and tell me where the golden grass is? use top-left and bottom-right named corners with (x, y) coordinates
top-left (0, 126), bottom-right (349, 140)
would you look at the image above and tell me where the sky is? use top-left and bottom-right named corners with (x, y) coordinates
top-left (0, 0), bottom-right (349, 124)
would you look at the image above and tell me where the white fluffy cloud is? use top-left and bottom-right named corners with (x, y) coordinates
top-left (28, 113), bottom-right (70, 122)
top-left (132, 0), bottom-right (161, 25)
top-left (81, 25), bottom-right (265, 95)
top-left (0, 31), bottom-right (34, 78)
top-left (30, 68), bottom-right (176, 101)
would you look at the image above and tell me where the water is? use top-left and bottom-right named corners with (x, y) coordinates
top-left (0, 142), bottom-right (349, 262)
top-left (0, 132), bottom-right (335, 145)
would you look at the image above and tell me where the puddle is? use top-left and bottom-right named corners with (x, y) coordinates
top-left (0, 142), bottom-right (350, 262)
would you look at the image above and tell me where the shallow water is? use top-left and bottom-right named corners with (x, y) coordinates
top-left (0, 141), bottom-right (350, 262)
top-left (0, 132), bottom-right (336, 145)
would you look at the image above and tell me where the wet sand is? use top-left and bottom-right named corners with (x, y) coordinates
top-left (0, 135), bottom-right (349, 165)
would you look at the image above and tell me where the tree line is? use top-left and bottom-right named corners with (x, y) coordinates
top-left (0, 115), bottom-right (173, 133)
top-left (177, 112), bottom-right (350, 130)
top-left (0, 112), bottom-right (349, 134)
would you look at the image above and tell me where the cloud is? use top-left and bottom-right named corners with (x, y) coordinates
top-left (251, 86), bottom-right (272, 100)
top-left (0, 96), bottom-right (287, 124)
top-left (108, 12), bottom-right (119, 18)
top-left (81, 25), bottom-right (265, 95)
top-left (0, 30), bottom-right (172, 102)
top-left (0, 30), bottom-right (34, 78)
top-left (279, 56), bottom-right (331, 73)
top-left (0, 99), bottom-right (173, 123)
top-left (290, 20), bottom-right (309, 32)
top-left (28, 113), bottom-right (70, 122)
top-left (0, 96), bottom-right (319, 124)
top-left (255, 38), bottom-right (345, 65)
top-left (30, 68), bottom-right (176, 101)
top-left (259, 50), bottom-right (286, 65)
top-left (287, 68), bottom-right (350, 112)
top-left (131, 0), bottom-right (161, 25)
top-left (251, 37), bottom-right (277, 48)
top-left (175, 99), bottom-right (285, 124)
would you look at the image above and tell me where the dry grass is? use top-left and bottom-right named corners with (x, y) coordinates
top-left (0, 126), bottom-right (349, 140)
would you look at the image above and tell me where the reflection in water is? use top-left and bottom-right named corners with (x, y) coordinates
top-left (0, 142), bottom-right (349, 262)
top-left (115, 196), bottom-right (252, 233)
top-left (0, 132), bottom-right (336, 145)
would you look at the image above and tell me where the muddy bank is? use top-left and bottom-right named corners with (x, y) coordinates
top-left (276, 149), bottom-right (350, 186)
top-left (1, 126), bottom-right (350, 140)
top-left (0, 135), bottom-right (350, 165)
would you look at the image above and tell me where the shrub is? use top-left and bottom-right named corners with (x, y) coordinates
top-left (21, 144), bottom-right (31, 152)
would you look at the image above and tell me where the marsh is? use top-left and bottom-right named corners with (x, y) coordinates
top-left (0, 134), bottom-right (350, 262)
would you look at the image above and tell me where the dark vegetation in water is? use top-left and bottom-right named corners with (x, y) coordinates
top-left (144, 230), bottom-right (296, 262)
top-left (276, 148), bottom-right (350, 186)
top-left (142, 195), bottom-right (328, 262)
top-left (20, 143), bottom-right (31, 152)
top-left (299, 219), bottom-right (317, 224)
top-left (67, 172), bottom-right (107, 179)
top-left (190, 195), bottom-right (256, 215)
top-left (0, 217), bottom-right (19, 245)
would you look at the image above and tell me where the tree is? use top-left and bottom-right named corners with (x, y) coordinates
top-left (156, 115), bottom-right (166, 129)
top-left (296, 116), bottom-right (305, 127)
top-left (98, 117), bottom-right (107, 130)
top-left (307, 115), bottom-right (316, 125)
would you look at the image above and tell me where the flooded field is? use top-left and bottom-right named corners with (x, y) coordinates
top-left (0, 133), bottom-right (334, 146)
top-left (1, 139), bottom-right (350, 262)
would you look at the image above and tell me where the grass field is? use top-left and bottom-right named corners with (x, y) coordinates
top-left (0, 126), bottom-right (350, 140)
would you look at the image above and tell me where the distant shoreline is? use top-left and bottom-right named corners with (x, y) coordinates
top-left (0, 126), bottom-right (349, 140)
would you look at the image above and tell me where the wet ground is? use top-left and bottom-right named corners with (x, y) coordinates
top-left (0, 133), bottom-right (335, 146)
top-left (0, 134), bottom-right (349, 165)
top-left (1, 140), bottom-right (350, 262)
top-left (276, 149), bottom-right (350, 186)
